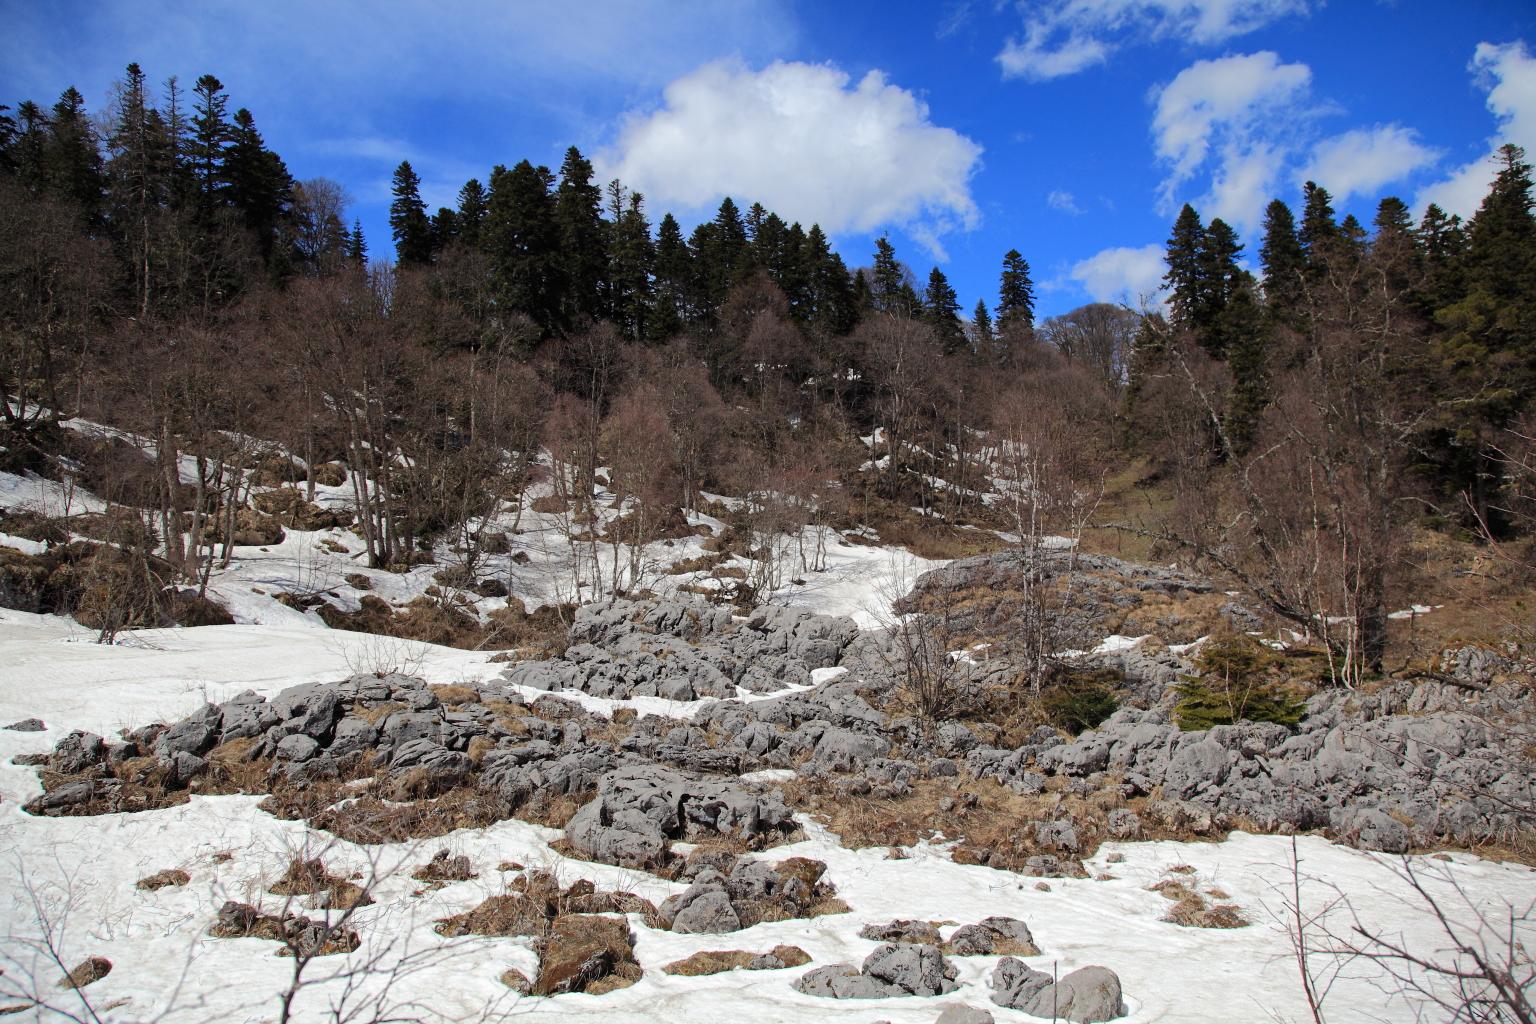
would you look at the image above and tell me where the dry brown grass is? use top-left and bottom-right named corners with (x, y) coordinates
top-left (1149, 875), bottom-right (1249, 929)
top-left (786, 773), bottom-right (1231, 875)
top-left (310, 788), bottom-right (511, 844)
top-left (135, 868), bottom-right (190, 891)
top-left (662, 945), bottom-right (810, 976)
top-left (268, 857), bottom-right (373, 909)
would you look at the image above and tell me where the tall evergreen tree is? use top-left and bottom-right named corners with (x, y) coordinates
top-left (1417, 203), bottom-right (1467, 313)
top-left (996, 249), bottom-right (1036, 334)
top-left (44, 87), bottom-right (105, 221)
top-left (923, 267), bottom-right (965, 355)
top-left (554, 146), bottom-right (605, 324)
top-left (107, 63), bottom-right (170, 314)
top-left (484, 160), bottom-right (560, 329)
top-left (1197, 218), bottom-right (1244, 357)
top-left (606, 184), bottom-right (654, 341)
top-left (346, 220), bottom-right (368, 267)
top-left (187, 74), bottom-right (231, 215)
top-left (804, 224), bottom-right (856, 336)
top-left (1369, 196), bottom-right (1420, 298)
top-left (455, 178), bottom-right (488, 249)
top-left (870, 236), bottom-right (914, 315)
top-left (650, 212), bottom-right (689, 338)
top-left (388, 160), bottom-right (433, 266)
top-left (1221, 275), bottom-right (1268, 454)
top-left (1299, 180), bottom-right (1339, 269)
top-left (971, 298), bottom-right (993, 351)
top-left (1259, 199), bottom-right (1305, 323)
top-left (225, 108), bottom-right (292, 265)
top-left (1164, 203), bottom-right (1207, 330)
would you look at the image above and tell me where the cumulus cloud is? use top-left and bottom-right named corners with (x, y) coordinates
top-left (1301, 125), bottom-right (1440, 203)
top-left (997, 0), bottom-right (1308, 81)
top-left (1070, 243), bottom-right (1167, 308)
top-left (598, 60), bottom-right (983, 245)
top-left (1153, 52), bottom-right (1310, 188)
top-left (1417, 41), bottom-right (1536, 218)
top-left (1047, 189), bottom-right (1082, 214)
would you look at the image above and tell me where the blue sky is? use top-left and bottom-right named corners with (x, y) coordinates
top-left (3, 0), bottom-right (1535, 317)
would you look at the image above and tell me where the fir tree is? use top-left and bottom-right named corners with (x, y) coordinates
top-left (606, 185), bottom-right (654, 341)
top-left (870, 236), bottom-right (908, 315)
top-left (1369, 196), bottom-right (1420, 298)
top-left (971, 298), bottom-right (993, 351)
top-left (1417, 203), bottom-right (1467, 312)
top-left (1259, 199), bottom-right (1305, 324)
top-left (650, 212), bottom-right (689, 338)
top-left (1221, 275), bottom-right (1268, 455)
top-left (388, 160), bottom-right (433, 266)
top-left (923, 267), bottom-right (965, 355)
top-left (188, 74), bottom-right (231, 215)
top-left (1164, 204), bottom-right (1206, 330)
top-left (346, 220), bottom-right (368, 267)
top-left (484, 160), bottom-right (560, 329)
top-left (44, 87), bottom-right (105, 221)
top-left (996, 249), bottom-right (1035, 334)
top-left (1197, 218), bottom-right (1244, 357)
top-left (1299, 180), bottom-right (1339, 270)
top-left (804, 224), bottom-right (856, 335)
top-left (225, 108), bottom-right (292, 265)
top-left (455, 178), bottom-right (488, 249)
top-left (554, 146), bottom-right (605, 324)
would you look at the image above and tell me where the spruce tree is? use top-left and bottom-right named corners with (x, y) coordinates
top-left (108, 63), bottom-right (169, 314)
top-left (1259, 199), bottom-right (1305, 323)
top-left (1417, 203), bottom-right (1467, 313)
top-left (1164, 204), bottom-right (1206, 330)
top-left (554, 146), bottom-right (605, 324)
top-left (870, 236), bottom-right (913, 315)
top-left (607, 187), bottom-right (654, 341)
top-left (1197, 218), bottom-right (1244, 357)
top-left (44, 87), bottom-right (105, 222)
top-left (188, 74), bottom-right (231, 216)
top-left (455, 178), bottom-right (488, 249)
top-left (1221, 275), bottom-right (1268, 454)
top-left (225, 108), bottom-right (292, 264)
top-left (805, 224), bottom-right (856, 335)
top-left (1369, 197), bottom-right (1420, 298)
top-left (388, 160), bottom-right (433, 266)
top-left (346, 220), bottom-right (368, 267)
top-left (1299, 181), bottom-right (1339, 270)
top-left (971, 298), bottom-right (993, 351)
top-left (650, 212), bottom-right (689, 338)
top-left (923, 267), bottom-right (965, 354)
top-left (484, 160), bottom-right (560, 328)
top-left (996, 249), bottom-right (1036, 333)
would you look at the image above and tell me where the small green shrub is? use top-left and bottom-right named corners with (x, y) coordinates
top-left (1172, 634), bottom-right (1306, 731)
top-left (1042, 669), bottom-right (1121, 734)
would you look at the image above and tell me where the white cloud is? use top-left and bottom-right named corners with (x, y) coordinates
top-left (1301, 125), bottom-right (1440, 203)
top-left (1153, 52), bottom-right (1311, 190)
top-left (1047, 189), bottom-right (1082, 214)
top-left (1070, 243), bottom-right (1167, 308)
top-left (597, 60), bottom-right (983, 243)
top-left (1202, 142), bottom-right (1281, 233)
top-left (1417, 41), bottom-right (1536, 218)
top-left (997, 0), bottom-right (1308, 81)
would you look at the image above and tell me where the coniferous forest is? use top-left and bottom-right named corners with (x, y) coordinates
top-left (3, 65), bottom-right (1532, 684)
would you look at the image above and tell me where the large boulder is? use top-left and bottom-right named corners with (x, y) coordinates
top-left (991, 959), bottom-right (1125, 1022)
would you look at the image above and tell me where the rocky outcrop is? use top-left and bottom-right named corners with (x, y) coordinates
top-left (990, 960), bottom-right (1125, 1022)
top-left (795, 943), bottom-right (959, 999)
top-left (1030, 680), bottom-right (1534, 851)
top-left (501, 597), bottom-right (859, 701)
